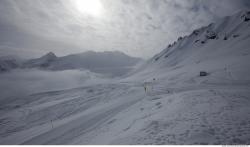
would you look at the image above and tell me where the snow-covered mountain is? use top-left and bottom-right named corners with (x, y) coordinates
top-left (23, 51), bottom-right (142, 76)
top-left (0, 57), bottom-right (20, 72)
top-left (1, 10), bottom-right (250, 145)
top-left (127, 10), bottom-right (250, 84)
top-left (23, 52), bottom-right (57, 69)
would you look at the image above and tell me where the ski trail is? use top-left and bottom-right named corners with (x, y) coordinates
top-left (22, 97), bottom-right (143, 145)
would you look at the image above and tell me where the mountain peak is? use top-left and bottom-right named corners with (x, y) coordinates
top-left (240, 10), bottom-right (250, 21)
top-left (39, 52), bottom-right (57, 62)
top-left (42, 52), bottom-right (57, 58)
top-left (129, 9), bottom-right (250, 75)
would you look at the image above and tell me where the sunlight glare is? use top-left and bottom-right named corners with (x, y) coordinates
top-left (73, 0), bottom-right (103, 17)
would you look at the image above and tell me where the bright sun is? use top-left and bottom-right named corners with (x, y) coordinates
top-left (73, 0), bottom-right (103, 17)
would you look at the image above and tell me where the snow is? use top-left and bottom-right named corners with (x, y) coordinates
top-left (22, 51), bottom-right (142, 77)
top-left (1, 10), bottom-right (250, 145)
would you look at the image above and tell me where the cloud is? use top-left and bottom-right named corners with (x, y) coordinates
top-left (0, 0), bottom-right (249, 58)
top-left (0, 69), bottom-right (105, 100)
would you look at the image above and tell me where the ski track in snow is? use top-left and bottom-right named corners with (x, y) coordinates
top-left (23, 96), bottom-right (142, 144)
top-left (1, 78), bottom-right (250, 144)
top-left (0, 83), bottom-right (145, 144)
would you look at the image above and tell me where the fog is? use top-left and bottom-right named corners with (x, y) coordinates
top-left (0, 69), bottom-right (106, 100)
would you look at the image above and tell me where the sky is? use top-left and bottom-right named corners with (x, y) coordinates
top-left (0, 0), bottom-right (250, 59)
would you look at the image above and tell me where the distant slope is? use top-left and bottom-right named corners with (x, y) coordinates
top-left (23, 52), bottom-right (57, 69)
top-left (23, 51), bottom-right (142, 76)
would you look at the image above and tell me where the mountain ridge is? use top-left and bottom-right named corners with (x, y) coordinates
top-left (126, 10), bottom-right (250, 83)
top-left (1, 50), bottom-right (142, 76)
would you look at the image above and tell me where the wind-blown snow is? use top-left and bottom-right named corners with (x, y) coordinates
top-left (1, 10), bottom-right (250, 145)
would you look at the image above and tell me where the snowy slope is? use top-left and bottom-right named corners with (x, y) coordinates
top-left (1, 10), bottom-right (250, 145)
top-left (82, 10), bottom-right (250, 144)
top-left (126, 10), bottom-right (250, 83)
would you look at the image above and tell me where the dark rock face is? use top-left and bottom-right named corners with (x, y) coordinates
top-left (194, 40), bottom-right (200, 43)
top-left (200, 71), bottom-right (208, 77)
top-left (244, 17), bottom-right (250, 21)
top-left (178, 37), bottom-right (183, 41)
top-left (206, 31), bottom-right (217, 39)
top-left (192, 30), bottom-right (200, 36)
top-left (242, 11), bottom-right (250, 22)
top-left (155, 57), bottom-right (160, 61)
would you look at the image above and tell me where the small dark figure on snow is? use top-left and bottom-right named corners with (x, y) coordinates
top-left (200, 71), bottom-right (208, 77)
